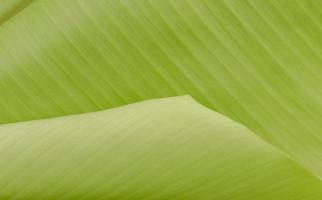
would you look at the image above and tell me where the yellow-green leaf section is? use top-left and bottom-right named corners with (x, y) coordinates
top-left (0, 96), bottom-right (321, 199)
top-left (0, 0), bottom-right (33, 25)
top-left (0, 0), bottom-right (321, 179)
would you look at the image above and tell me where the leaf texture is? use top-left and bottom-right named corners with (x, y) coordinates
top-left (0, 0), bottom-right (321, 178)
top-left (0, 96), bottom-right (321, 199)
top-left (0, 0), bottom-right (33, 25)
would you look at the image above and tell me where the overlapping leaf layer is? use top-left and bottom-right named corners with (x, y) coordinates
top-left (0, 96), bottom-right (321, 199)
top-left (0, 0), bottom-right (321, 199)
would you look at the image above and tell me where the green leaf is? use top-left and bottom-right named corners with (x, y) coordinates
top-left (0, 0), bottom-right (33, 25)
top-left (0, 96), bottom-right (321, 199)
top-left (0, 0), bottom-right (321, 178)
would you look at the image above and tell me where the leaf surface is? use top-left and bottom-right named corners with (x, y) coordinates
top-left (0, 96), bottom-right (321, 199)
top-left (0, 0), bottom-right (321, 178)
top-left (0, 0), bottom-right (33, 25)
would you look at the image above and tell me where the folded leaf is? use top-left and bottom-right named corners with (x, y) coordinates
top-left (0, 96), bottom-right (320, 199)
top-left (0, 0), bottom-right (321, 178)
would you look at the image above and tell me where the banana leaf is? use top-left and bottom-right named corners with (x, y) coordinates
top-left (0, 96), bottom-right (321, 199)
top-left (0, 0), bottom-right (321, 198)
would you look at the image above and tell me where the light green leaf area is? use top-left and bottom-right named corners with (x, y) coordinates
top-left (0, 96), bottom-right (321, 199)
top-left (0, 0), bottom-right (321, 178)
